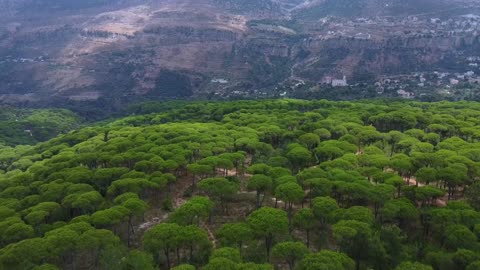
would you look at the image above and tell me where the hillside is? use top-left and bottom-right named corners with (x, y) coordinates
top-left (0, 99), bottom-right (480, 270)
top-left (0, 107), bottom-right (80, 146)
top-left (0, 0), bottom-right (480, 114)
top-left (293, 0), bottom-right (456, 19)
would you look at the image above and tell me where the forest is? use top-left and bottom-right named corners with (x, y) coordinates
top-left (0, 107), bottom-right (80, 146)
top-left (0, 99), bottom-right (480, 270)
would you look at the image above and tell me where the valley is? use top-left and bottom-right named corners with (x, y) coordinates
top-left (0, 0), bottom-right (480, 115)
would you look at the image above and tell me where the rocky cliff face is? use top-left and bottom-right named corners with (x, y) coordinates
top-left (0, 0), bottom-right (479, 109)
top-left (295, 33), bottom-right (480, 78)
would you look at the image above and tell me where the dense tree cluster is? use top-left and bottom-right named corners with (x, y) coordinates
top-left (0, 107), bottom-right (80, 146)
top-left (0, 99), bottom-right (480, 270)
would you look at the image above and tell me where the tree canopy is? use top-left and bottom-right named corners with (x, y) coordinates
top-left (1, 99), bottom-right (480, 270)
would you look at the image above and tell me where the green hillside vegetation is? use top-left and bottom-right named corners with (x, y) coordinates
top-left (0, 99), bottom-right (480, 270)
top-left (0, 107), bottom-right (81, 146)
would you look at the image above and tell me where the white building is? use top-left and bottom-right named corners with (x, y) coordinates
top-left (332, 76), bottom-right (348, 87)
top-left (397, 90), bottom-right (415, 99)
top-left (211, 78), bottom-right (228, 84)
top-left (450, 78), bottom-right (460, 85)
top-left (465, 71), bottom-right (475, 77)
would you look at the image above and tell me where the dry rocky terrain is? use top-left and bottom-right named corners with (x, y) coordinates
top-left (0, 0), bottom-right (479, 108)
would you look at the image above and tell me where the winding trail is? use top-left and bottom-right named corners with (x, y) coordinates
top-left (136, 179), bottom-right (190, 233)
top-left (203, 222), bottom-right (218, 248)
top-left (136, 162), bottom-right (252, 247)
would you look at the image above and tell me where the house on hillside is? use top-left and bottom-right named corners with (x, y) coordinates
top-left (332, 76), bottom-right (348, 87)
top-left (397, 89), bottom-right (415, 99)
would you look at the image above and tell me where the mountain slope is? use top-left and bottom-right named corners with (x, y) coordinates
top-left (0, 0), bottom-right (479, 113)
top-left (293, 0), bottom-right (457, 19)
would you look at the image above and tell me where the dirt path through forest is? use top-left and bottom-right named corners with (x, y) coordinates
top-left (202, 222), bottom-right (218, 248)
top-left (136, 176), bottom-right (190, 232)
top-left (136, 164), bottom-right (251, 247)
